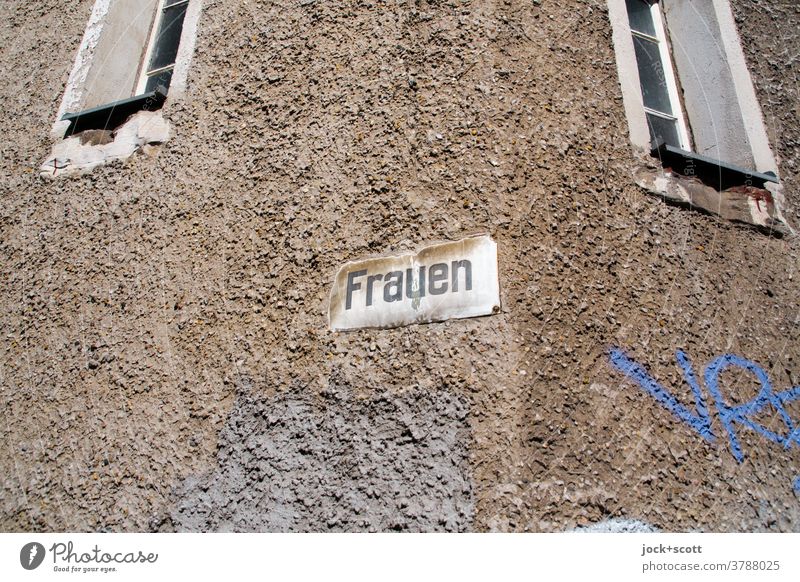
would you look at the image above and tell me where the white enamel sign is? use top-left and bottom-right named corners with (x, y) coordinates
top-left (329, 235), bottom-right (501, 331)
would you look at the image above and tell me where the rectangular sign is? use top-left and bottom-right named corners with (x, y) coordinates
top-left (329, 235), bottom-right (500, 331)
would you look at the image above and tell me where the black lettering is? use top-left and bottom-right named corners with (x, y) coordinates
top-left (451, 259), bottom-right (472, 292)
top-left (383, 271), bottom-right (404, 302)
top-left (429, 263), bottom-right (448, 295)
top-left (345, 270), bottom-right (366, 310)
top-left (366, 274), bottom-right (383, 307)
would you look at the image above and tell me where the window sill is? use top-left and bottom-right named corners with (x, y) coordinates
top-left (633, 150), bottom-right (793, 237)
top-left (60, 87), bottom-right (167, 138)
top-left (650, 141), bottom-right (779, 190)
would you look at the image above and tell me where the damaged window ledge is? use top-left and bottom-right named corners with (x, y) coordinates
top-left (632, 147), bottom-right (793, 237)
top-left (40, 109), bottom-right (170, 179)
top-left (61, 88), bottom-right (167, 138)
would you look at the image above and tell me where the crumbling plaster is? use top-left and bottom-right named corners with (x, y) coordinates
top-left (40, 111), bottom-right (170, 178)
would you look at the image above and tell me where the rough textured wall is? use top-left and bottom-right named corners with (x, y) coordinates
top-left (1, 0), bottom-right (799, 533)
top-left (732, 0), bottom-right (800, 224)
top-left (170, 385), bottom-right (474, 532)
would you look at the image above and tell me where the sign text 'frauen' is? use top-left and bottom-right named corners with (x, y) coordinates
top-left (329, 235), bottom-right (500, 330)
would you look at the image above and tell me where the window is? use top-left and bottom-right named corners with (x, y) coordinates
top-left (608, 0), bottom-right (790, 234)
top-left (625, 0), bottom-right (690, 150)
top-left (52, 0), bottom-right (201, 138)
top-left (138, 0), bottom-right (190, 94)
top-left (42, 0), bottom-right (202, 177)
top-left (58, 0), bottom-right (191, 136)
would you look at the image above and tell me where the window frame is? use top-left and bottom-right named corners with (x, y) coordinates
top-left (627, 0), bottom-right (692, 151)
top-left (607, 0), bottom-right (791, 234)
top-left (608, 0), bottom-right (778, 174)
top-left (51, 0), bottom-right (202, 141)
top-left (136, 0), bottom-right (191, 95)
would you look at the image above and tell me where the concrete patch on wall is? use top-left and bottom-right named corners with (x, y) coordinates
top-left (40, 110), bottom-right (170, 178)
top-left (170, 384), bottom-right (474, 532)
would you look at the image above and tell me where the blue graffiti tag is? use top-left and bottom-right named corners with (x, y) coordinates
top-left (608, 347), bottom-right (800, 490)
top-left (608, 349), bottom-right (714, 442)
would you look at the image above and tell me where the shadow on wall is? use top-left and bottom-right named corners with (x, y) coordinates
top-left (167, 381), bottom-right (474, 532)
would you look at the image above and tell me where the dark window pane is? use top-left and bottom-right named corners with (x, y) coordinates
top-left (646, 112), bottom-right (680, 148)
top-left (145, 68), bottom-right (173, 93)
top-left (164, 0), bottom-right (187, 6)
top-left (148, 4), bottom-right (187, 72)
top-left (626, 0), bottom-right (657, 37)
top-left (633, 35), bottom-right (673, 115)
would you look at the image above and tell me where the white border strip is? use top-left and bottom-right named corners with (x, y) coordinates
top-left (52, 0), bottom-right (111, 135)
top-left (3, 533), bottom-right (800, 581)
top-left (711, 0), bottom-right (778, 174)
top-left (167, 0), bottom-right (203, 101)
top-left (608, 0), bottom-right (651, 151)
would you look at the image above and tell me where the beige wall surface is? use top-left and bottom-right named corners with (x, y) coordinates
top-left (1, 0), bottom-right (799, 532)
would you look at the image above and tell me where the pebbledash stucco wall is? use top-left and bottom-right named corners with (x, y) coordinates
top-left (1, 0), bottom-right (799, 532)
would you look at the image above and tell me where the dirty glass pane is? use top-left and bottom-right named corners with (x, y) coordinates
top-left (148, 3), bottom-right (187, 72)
top-left (145, 68), bottom-right (173, 93)
top-left (633, 35), bottom-right (672, 115)
top-left (626, 0), bottom-right (656, 37)
top-left (646, 112), bottom-right (680, 148)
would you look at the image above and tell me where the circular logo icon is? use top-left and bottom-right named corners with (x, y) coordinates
top-left (20, 542), bottom-right (46, 570)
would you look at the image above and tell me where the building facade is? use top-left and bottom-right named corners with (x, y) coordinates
top-left (1, 0), bottom-right (799, 532)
